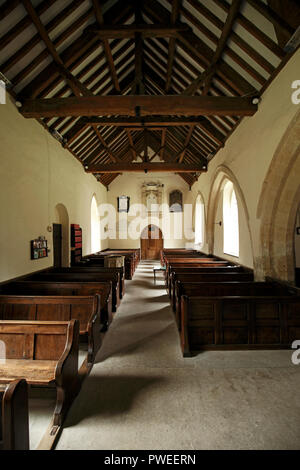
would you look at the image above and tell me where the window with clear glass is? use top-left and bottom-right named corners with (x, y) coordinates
top-left (195, 194), bottom-right (205, 247)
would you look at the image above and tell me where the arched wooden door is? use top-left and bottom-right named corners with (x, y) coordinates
top-left (141, 225), bottom-right (163, 260)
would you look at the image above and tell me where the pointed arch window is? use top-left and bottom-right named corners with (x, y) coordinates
top-left (223, 181), bottom-right (239, 257)
top-left (195, 194), bottom-right (205, 247)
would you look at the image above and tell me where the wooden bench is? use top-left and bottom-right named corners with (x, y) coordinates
top-left (49, 266), bottom-right (125, 299)
top-left (175, 281), bottom-right (295, 330)
top-left (0, 320), bottom-right (79, 426)
top-left (170, 272), bottom-right (255, 311)
top-left (0, 379), bottom-right (29, 450)
top-left (166, 265), bottom-right (247, 295)
top-left (165, 259), bottom-right (232, 286)
top-left (181, 291), bottom-right (300, 356)
top-left (0, 294), bottom-right (102, 365)
top-left (27, 271), bottom-right (118, 312)
top-left (2, 280), bottom-right (112, 330)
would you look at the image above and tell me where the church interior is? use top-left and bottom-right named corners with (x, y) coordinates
top-left (0, 0), bottom-right (300, 452)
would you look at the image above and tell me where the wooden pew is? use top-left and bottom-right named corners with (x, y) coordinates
top-left (26, 271), bottom-right (117, 312)
top-left (170, 272), bottom-right (255, 311)
top-left (1, 280), bottom-right (112, 330)
top-left (0, 379), bottom-right (29, 450)
top-left (49, 266), bottom-right (125, 299)
top-left (160, 249), bottom-right (197, 265)
top-left (0, 295), bottom-right (101, 365)
top-left (166, 265), bottom-right (247, 295)
top-left (83, 255), bottom-right (134, 280)
top-left (181, 290), bottom-right (300, 356)
top-left (165, 259), bottom-right (232, 286)
top-left (0, 320), bottom-right (79, 426)
top-left (87, 249), bottom-right (140, 279)
top-left (175, 281), bottom-right (294, 330)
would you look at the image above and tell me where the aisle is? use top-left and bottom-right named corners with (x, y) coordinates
top-left (56, 261), bottom-right (300, 450)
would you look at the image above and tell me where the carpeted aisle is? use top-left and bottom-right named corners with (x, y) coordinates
top-left (56, 261), bottom-right (300, 450)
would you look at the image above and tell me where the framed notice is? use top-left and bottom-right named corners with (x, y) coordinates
top-left (117, 196), bottom-right (130, 213)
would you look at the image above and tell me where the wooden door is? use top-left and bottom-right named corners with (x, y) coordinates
top-left (141, 225), bottom-right (163, 260)
top-left (53, 223), bottom-right (62, 268)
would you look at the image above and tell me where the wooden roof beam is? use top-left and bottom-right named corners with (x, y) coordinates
top-left (86, 24), bottom-right (190, 39)
top-left (86, 163), bottom-right (207, 173)
top-left (165, 0), bottom-right (182, 92)
top-left (21, 0), bottom-right (93, 98)
top-left (202, 0), bottom-right (243, 96)
top-left (93, 125), bottom-right (122, 163)
top-left (20, 95), bottom-right (258, 118)
top-left (178, 126), bottom-right (195, 163)
top-left (91, 0), bottom-right (120, 93)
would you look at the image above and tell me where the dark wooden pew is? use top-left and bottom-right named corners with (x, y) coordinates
top-left (26, 271), bottom-right (118, 312)
top-left (1, 280), bottom-right (112, 329)
top-left (175, 281), bottom-right (295, 330)
top-left (166, 265), bottom-right (248, 294)
top-left (0, 295), bottom-right (101, 365)
top-left (48, 266), bottom-right (125, 299)
top-left (160, 249), bottom-right (198, 265)
top-left (86, 248), bottom-right (140, 279)
top-left (170, 272), bottom-right (255, 311)
top-left (165, 259), bottom-right (232, 286)
top-left (0, 379), bottom-right (29, 450)
top-left (0, 320), bottom-right (79, 426)
top-left (181, 291), bottom-right (300, 356)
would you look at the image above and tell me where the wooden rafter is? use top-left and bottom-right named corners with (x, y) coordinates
top-left (91, 0), bottom-right (120, 92)
top-left (20, 95), bottom-right (257, 118)
top-left (202, 0), bottom-right (243, 96)
top-left (160, 129), bottom-right (166, 161)
top-left (165, 0), bottom-right (181, 92)
top-left (21, 0), bottom-right (92, 98)
top-left (178, 126), bottom-right (195, 163)
top-left (92, 125), bottom-right (121, 163)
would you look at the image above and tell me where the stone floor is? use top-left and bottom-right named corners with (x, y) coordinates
top-left (52, 260), bottom-right (300, 450)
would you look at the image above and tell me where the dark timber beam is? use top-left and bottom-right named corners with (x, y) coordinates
top-left (91, 0), bottom-right (120, 92)
top-left (21, 0), bottom-right (92, 97)
top-left (86, 24), bottom-right (190, 39)
top-left (165, 0), bottom-right (182, 92)
top-left (20, 95), bottom-right (257, 118)
top-left (85, 163), bottom-right (207, 173)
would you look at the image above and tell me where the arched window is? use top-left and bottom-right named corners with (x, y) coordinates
top-left (91, 196), bottom-right (101, 253)
top-left (223, 181), bottom-right (239, 257)
top-left (195, 194), bottom-right (205, 247)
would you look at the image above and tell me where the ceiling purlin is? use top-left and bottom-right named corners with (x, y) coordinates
top-left (1, 0), bottom-right (298, 188)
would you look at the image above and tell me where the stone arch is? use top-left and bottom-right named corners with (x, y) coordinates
top-left (206, 165), bottom-right (254, 261)
top-left (257, 110), bottom-right (300, 282)
top-left (54, 203), bottom-right (69, 267)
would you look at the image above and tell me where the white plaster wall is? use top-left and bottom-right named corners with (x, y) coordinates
top-left (0, 96), bottom-right (108, 282)
top-left (106, 173), bottom-right (191, 249)
top-left (189, 49), bottom-right (300, 271)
